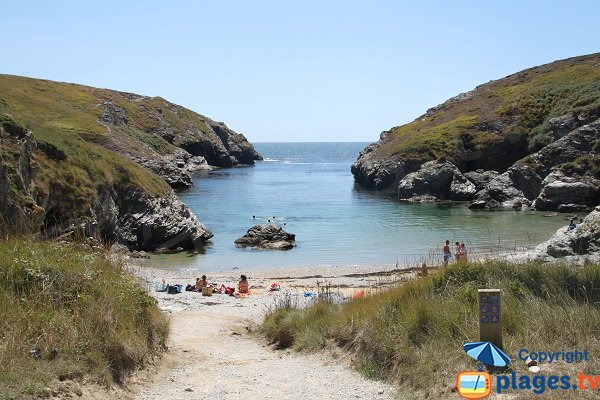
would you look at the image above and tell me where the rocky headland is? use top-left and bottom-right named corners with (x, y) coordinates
top-left (0, 75), bottom-right (261, 252)
top-left (352, 53), bottom-right (600, 214)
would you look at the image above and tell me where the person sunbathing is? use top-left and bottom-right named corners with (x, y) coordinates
top-left (238, 274), bottom-right (249, 294)
top-left (196, 275), bottom-right (208, 290)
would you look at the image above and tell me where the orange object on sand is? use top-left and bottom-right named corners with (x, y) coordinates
top-left (352, 290), bottom-right (365, 299)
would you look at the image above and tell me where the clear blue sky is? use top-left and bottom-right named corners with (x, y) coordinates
top-left (2, 1), bottom-right (599, 142)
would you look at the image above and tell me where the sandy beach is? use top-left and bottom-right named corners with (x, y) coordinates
top-left (110, 262), bottom-right (410, 400)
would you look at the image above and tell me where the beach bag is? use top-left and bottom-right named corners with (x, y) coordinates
top-left (167, 285), bottom-right (179, 294)
top-left (201, 287), bottom-right (213, 296)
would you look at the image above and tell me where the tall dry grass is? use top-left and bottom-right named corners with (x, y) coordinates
top-left (0, 239), bottom-right (169, 399)
top-left (261, 261), bottom-right (600, 399)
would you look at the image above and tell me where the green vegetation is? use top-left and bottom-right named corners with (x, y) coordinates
top-left (262, 261), bottom-right (600, 399)
top-left (385, 115), bottom-right (478, 158)
top-left (0, 239), bottom-right (169, 399)
top-left (0, 75), bottom-right (171, 202)
top-left (378, 53), bottom-right (600, 165)
top-left (497, 64), bottom-right (600, 151)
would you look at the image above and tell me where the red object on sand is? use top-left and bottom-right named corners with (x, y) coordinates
top-left (352, 290), bottom-right (365, 299)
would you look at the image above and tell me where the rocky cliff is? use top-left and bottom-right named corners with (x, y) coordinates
top-left (352, 53), bottom-right (600, 213)
top-left (0, 75), bottom-right (261, 251)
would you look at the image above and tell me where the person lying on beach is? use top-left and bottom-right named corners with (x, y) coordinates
top-left (238, 274), bottom-right (250, 294)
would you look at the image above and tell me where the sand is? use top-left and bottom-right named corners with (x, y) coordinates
top-left (117, 263), bottom-right (409, 400)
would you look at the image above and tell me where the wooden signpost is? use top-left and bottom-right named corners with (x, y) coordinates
top-left (478, 289), bottom-right (502, 349)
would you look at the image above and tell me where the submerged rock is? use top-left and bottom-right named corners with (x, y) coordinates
top-left (234, 224), bottom-right (296, 250)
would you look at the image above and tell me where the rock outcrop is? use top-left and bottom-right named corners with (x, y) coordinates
top-left (471, 118), bottom-right (600, 210)
top-left (532, 172), bottom-right (599, 213)
top-left (115, 190), bottom-right (213, 251)
top-left (234, 224), bottom-right (296, 250)
top-left (98, 95), bottom-right (262, 189)
top-left (350, 131), bottom-right (414, 192)
top-left (463, 170), bottom-right (499, 191)
top-left (513, 207), bottom-right (600, 264)
top-left (397, 160), bottom-right (477, 201)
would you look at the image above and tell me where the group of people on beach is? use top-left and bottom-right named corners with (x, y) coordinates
top-left (188, 274), bottom-right (250, 295)
top-left (442, 240), bottom-right (468, 266)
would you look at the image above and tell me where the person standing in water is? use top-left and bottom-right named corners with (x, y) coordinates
top-left (443, 240), bottom-right (451, 267)
top-left (455, 242), bottom-right (461, 262)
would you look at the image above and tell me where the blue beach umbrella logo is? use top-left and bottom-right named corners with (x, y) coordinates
top-left (463, 341), bottom-right (511, 367)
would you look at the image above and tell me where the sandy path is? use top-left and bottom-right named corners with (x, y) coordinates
top-left (128, 266), bottom-right (399, 400)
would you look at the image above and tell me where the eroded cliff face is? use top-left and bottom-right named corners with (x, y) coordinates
top-left (98, 93), bottom-right (262, 189)
top-left (0, 75), bottom-right (262, 251)
top-left (0, 119), bottom-right (213, 251)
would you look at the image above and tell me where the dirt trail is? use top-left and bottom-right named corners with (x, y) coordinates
top-left (127, 267), bottom-right (398, 400)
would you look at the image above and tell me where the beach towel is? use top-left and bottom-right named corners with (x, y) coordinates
top-left (270, 283), bottom-right (281, 291)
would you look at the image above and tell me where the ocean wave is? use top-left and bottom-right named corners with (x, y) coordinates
top-left (262, 158), bottom-right (279, 162)
top-left (282, 161), bottom-right (340, 165)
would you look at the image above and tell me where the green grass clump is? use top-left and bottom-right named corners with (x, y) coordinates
top-left (385, 115), bottom-right (478, 159)
top-left (262, 261), bottom-right (600, 398)
top-left (0, 239), bottom-right (169, 399)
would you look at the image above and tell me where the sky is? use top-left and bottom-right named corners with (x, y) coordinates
top-left (2, 1), bottom-right (600, 143)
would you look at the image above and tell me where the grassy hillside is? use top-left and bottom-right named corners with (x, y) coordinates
top-left (262, 261), bottom-right (600, 399)
top-left (0, 239), bottom-right (168, 399)
top-left (375, 53), bottom-right (600, 171)
top-left (0, 76), bottom-right (172, 197)
top-left (0, 74), bottom-right (259, 239)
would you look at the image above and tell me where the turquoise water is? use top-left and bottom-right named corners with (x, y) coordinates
top-left (154, 142), bottom-right (567, 271)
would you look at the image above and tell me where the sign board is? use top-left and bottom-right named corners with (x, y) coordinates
top-left (478, 289), bottom-right (502, 349)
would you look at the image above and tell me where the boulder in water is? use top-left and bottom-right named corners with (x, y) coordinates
top-left (234, 224), bottom-right (296, 250)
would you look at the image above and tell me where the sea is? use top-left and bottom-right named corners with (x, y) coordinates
top-left (149, 142), bottom-right (567, 272)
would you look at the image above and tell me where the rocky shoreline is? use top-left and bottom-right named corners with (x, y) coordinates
top-left (505, 206), bottom-right (600, 265)
top-left (380, 118), bottom-right (599, 212)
